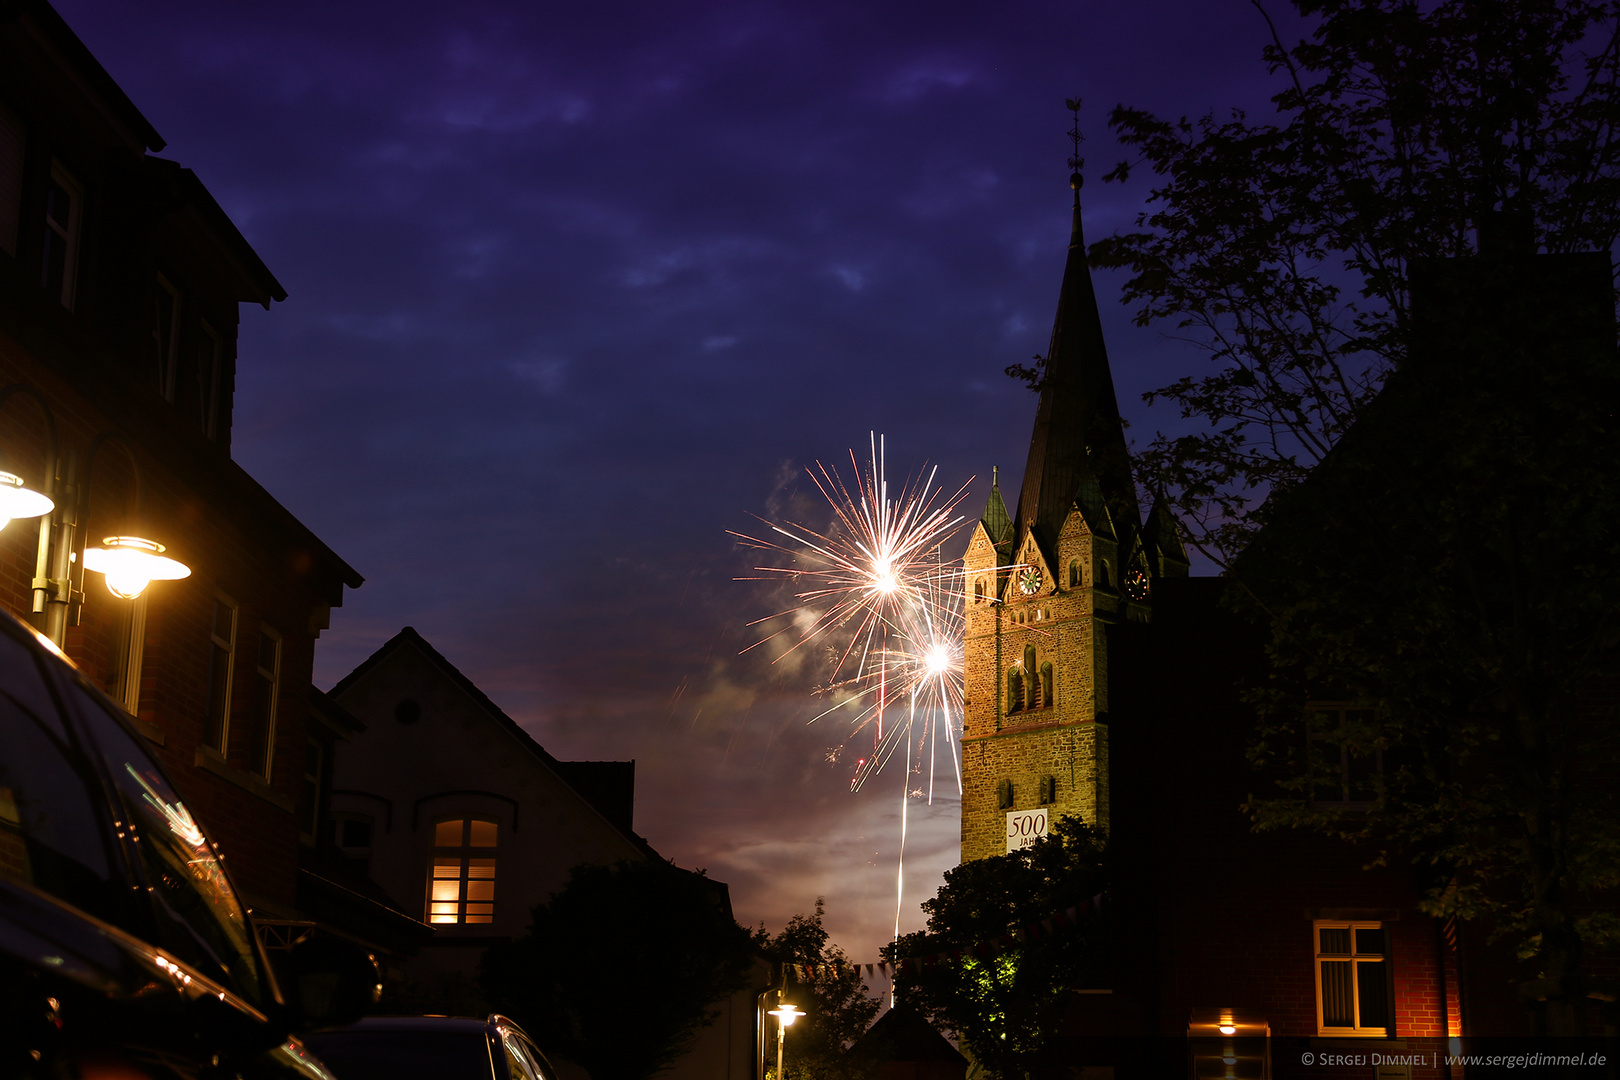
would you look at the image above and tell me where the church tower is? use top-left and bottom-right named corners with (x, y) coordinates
top-left (959, 165), bottom-right (1186, 862)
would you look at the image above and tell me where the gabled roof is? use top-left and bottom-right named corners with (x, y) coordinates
top-left (847, 1004), bottom-right (966, 1065)
top-left (1012, 178), bottom-right (1139, 560)
top-left (329, 626), bottom-right (660, 860)
top-left (5, 0), bottom-right (165, 153)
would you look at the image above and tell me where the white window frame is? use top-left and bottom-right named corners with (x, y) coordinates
top-left (108, 593), bottom-right (148, 715)
top-left (197, 320), bottom-right (221, 439)
top-left (1308, 704), bottom-right (1382, 809)
top-left (251, 624), bottom-right (281, 780)
top-left (0, 104), bottom-right (24, 256)
top-left (204, 593), bottom-right (237, 753)
top-left (154, 274), bottom-right (180, 402)
top-left (1314, 920), bottom-right (1391, 1037)
top-left (43, 163), bottom-right (82, 309)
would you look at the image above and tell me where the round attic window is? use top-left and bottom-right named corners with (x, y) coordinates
top-left (395, 698), bottom-right (422, 724)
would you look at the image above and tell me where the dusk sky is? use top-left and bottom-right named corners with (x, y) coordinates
top-left (57, 0), bottom-right (1312, 966)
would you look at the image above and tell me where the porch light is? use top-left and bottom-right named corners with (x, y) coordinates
top-left (0, 470), bottom-right (53, 531)
top-left (82, 536), bottom-right (191, 600)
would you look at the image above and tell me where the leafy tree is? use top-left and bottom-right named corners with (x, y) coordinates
top-left (1238, 246), bottom-right (1620, 1034)
top-left (1085, 0), bottom-right (1620, 567)
top-left (753, 900), bottom-right (881, 1080)
top-left (1048, 0), bottom-right (1620, 1035)
top-left (886, 817), bottom-right (1108, 1080)
top-left (480, 859), bottom-right (756, 1080)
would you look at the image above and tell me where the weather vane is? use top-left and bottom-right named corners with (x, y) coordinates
top-left (1065, 96), bottom-right (1085, 187)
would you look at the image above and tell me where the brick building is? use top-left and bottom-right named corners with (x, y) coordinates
top-left (957, 173), bottom-right (1491, 1078)
top-left (0, 0), bottom-right (363, 935)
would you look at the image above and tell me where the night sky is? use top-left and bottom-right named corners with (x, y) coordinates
top-left (57, 0), bottom-right (1310, 967)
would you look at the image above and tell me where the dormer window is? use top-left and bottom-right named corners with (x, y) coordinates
top-left (42, 164), bottom-right (81, 310)
top-left (428, 818), bottom-right (498, 925)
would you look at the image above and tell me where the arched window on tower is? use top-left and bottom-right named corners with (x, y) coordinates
top-left (974, 577), bottom-right (985, 603)
top-left (1100, 559), bottom-right (1113, 590)
top-left (1040, 662), bottom-right (1054, 708)
top-left (1069, 560), bottom-right (1081, 588)
top-left (1007, 668), bottom-right (1024, 712)
top-left (1023, 646), bottom-right (1038, 707)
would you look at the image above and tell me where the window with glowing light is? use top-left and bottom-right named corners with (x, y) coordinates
top-left (1314, 921), bottom-right (1390, 1036)
top-left (202, 596), bottom-right (237, 753)
top-left (428, 818), bottom-right (497, 925)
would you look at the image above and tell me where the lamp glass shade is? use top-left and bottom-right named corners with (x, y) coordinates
top-left (82, 536), bottom-right (191, 600)
top-left (0, 471), bottom-right (53, 532)
top-left (768, 1004), bottom-right (804, 1027)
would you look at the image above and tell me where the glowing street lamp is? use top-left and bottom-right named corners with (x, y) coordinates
top-left (0, 470), bottom-right (53, 532)
top-left (82, 535), bottom-right (191, 600)
top-left (767, 1001), bottom-right (804, 1080)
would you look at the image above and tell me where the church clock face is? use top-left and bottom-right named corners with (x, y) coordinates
top-left (1018, 566), bottom-right (1043, 595)
top-left (1124, 568), bottom-right (1151, 601)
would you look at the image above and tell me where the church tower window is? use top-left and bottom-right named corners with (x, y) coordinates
top-left (1023, 646), bottom-right (1039, 707)
top-left (1007, 668), bottom-right (1024, 712)
top-left (1069, 560), bottom-right (1081, 588)
top-left (1040, 663), bottom-right (1054, 708)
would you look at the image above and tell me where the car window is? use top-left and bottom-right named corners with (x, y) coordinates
top-left (63, 677), bottom-right (263, 1004)
top-left (503, 1035), bottom-right (539, 1080)
top-left (509, 1035), bottom-right (555, 1080)
top-left (0, 630), bottom-right (119, 922)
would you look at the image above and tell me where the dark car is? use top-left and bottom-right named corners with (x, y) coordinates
top-left (0, 607), bottom-right (371, 1077)
top-left (303, 1015), bottom-right (563, 1080)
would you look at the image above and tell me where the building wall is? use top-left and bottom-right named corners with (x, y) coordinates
top-left (0, 1), bottom-right (354, 910)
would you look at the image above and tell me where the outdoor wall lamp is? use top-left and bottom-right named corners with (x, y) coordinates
top-left (0, 470), bottom-right (53, 531)
top-left (68, 433), bottom-right (191, 609)
top-left (82, 535), bottom-right (190, 600)
top-left (1, 384), bottom-right (190, 645)
top-left (767, 1001), bottom-right (804, 1080)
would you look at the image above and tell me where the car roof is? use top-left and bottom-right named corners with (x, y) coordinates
top-left (318, 1015), bottom-right (536, 1040)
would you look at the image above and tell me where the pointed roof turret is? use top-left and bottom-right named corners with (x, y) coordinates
top-left (1012, 163), bottom-right (1140, 560)
top-left (981, 464), bottom-right (1014, 559)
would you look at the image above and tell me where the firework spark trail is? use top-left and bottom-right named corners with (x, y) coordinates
top-left (734, 434), bottom-right (971, 960)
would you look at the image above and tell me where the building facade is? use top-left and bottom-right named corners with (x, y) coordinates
top-left (0, 0), bottom-right (361, 924)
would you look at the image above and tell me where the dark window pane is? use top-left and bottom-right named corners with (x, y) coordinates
top-left (340, 819), bottom-right (373, 849)
top-left (1357, 960), bottom-right (1389, 1028)
top-left (0, 633), bottom-right (118, 922)
top-left (301, 1030), bottom-right (494, 1080)
top-left (1348, 752), bottom-right (1379, 801)
top-left (1355, 927), bottom-right (1386, 956)
top-left (1320, 960), bottom-right (1353, 1027)
top-left (204, 643), bottom-right (230, 748)
top-left (1319, 927), bottom-right (1351, 954)
top-left (212, 600), bottom-right (232, 640)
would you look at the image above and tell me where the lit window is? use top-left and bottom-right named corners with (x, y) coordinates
top-left (153, 275), bottom-right (180, 402)
top-left (203, 597), bottom-right (237, 753)
top-left (428, 818), bottom-right (498, 925)
top-left (1315, 921), bottom-right (1389, 1036)
top-left (248, 626), bottom-right (280, 779)
top-left (1309, 705), bottom-right (1381, 807)
top-left (42, 164), bottom-right (81, 309)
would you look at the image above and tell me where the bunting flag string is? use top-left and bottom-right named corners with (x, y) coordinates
top-left (785, 891), bottom-right (1108, 982)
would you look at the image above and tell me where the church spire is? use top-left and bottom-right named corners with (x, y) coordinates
top-left (1012, 102), bottom-right (1138, 557)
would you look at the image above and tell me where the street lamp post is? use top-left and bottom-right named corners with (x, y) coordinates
top-left (766, 999), bottom-right (804, 1080)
